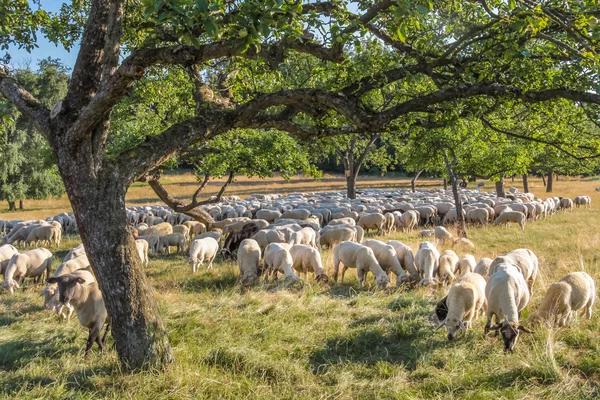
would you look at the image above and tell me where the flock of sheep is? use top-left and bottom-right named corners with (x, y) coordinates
top-left (0, 187), bottom-right (595, 356)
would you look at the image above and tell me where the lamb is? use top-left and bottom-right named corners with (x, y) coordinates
top-left (139, 234), bottom-right (159, 255)
top-left (187, 237), bottom-right (220, 272)
top-left (237, 239), bottom-right (262, 284)
top-left (387, 240), bottom-right (419, 280)
top-left (363, 239), bottom-right (409, 285)
top-left (2, 248), bottom-right (53, 295)
top-left (318, 227), bottom-right (356, 249)
top-left (494, 211), bottom-right (526, 231)
top-left (457, 254), bottom-right (477, 277)
top-left (434, 226), bottom-right (454, 244)
top-left (474, 257), bottom-right (493, 276)
top-left (289, 244), bottom-right (328, 281)
top-left (332, 241), bottom-right (390, 289)
top-left (485, 263), bottom-right (532, 352)
top-left (47, 270), bottom-right (111, 357)
top-left (288, 227), bottom-right (318, 248)
top-left (415, 241), bottom-right (440, 286)
top-left (263, 243), bottom-right (300, 282)
top-left (489, 248), bottom-right (539, 292)
top-left (529, 272), bottom-right (595, 327)
top-left (437, 272), bottom-right (487, 340)
top-left (438, 249), bottom-right (459, 284)
top-left (0, 244), bottom-right (18, 275)
top-left (135, 239), bottom-right (149, 267)
top-left (157, 233), bottom-right (186, 254)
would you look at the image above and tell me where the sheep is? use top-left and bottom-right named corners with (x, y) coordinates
top-left (41, 254), bottom-right (90, 320)
top-left (434, 226), bottom-right (453, 244)
top-left (418, 230), bottom-right (435, 238)
top-left (457, 254), bottom-right (477, 277)
top-left (489, 248), bottom-right (539, 292)
top-left (191, 222), bottom-right (207, 235)
top-left (318, 227), bottom-right (356, 249)
top-left (195, 231), bottom-right (223, 248)
top-left (288, 227), bottom-right (318, 248)
top-left (2, 248), bottom-right (53, 295)
top-left (467, 208), bottom-right (488, 225)
top-left (138, 222), bottom-right (173, 238)
top-left (415, 241), bottom-right (440, 286)
top-left (135, 239), bottom-right (149, 267)
top-left (384, 212), bottom-right (395, 232)
top-left (363, 239), bottom-right (409, 285)
top-left (415, 206), bottom-right (437, 226)
top-left (387, 240), bottom-right (419, 280)
top-left (474, 257), bottom-right (493, 276)
top-left (263, 243), bottom-right (300, 282)
top-left (452, 237), bottom-right (475, 249)
top-left (354, 225), bottom-right (365, 243)
top-left (574, 196), bottom-right (592, 209)
top-left (63, 243), bottom-right (86, 262)
top-left (255, 209), bottom-right (282, 223)
top-left (329, 217), bottom-right (356, 226)
top-left (172, 225), bottom-right (190, 242)
top-left (529, 272), bottom-right (595, 327)
top-left (494, 211), bottom-right (526, 231)
top-left (485, 263), bottom-right (532, 352)
top-left (332, 241), bottom-right (390, 289)
top-left (438, 249), bottom-right (459, 284)
top-left (559, 197), bottom-right (574, 213)
top-left (237, 239), bottom-right (262, 284)
top-left (47, 270), bottom-right (111, 357)
top-left (437, 272), bottom-right (487, 340)
top-left (0, 244), bottom-right (18, 275)
top-left (209, 217), bottom-right (251, 232)
top-left (139, 234), bottom-right (159, 255)
top-left (280, 209), bottom-right (311, 220)
top-left (187, 237), bottom-right (220, 272)
top-left (289, 244), bottom-right (328, 281)
top-left (357, 213), bottom-right (386, 234)
top-left (400, 210), bottom-right (419, 232)
top-left (157, 233), bottom-right (185, 254)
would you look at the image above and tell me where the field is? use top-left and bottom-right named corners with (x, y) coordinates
top-left (1, 174), bottom-right (600, 399)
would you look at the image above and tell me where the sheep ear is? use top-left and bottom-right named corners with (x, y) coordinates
top-left (47, 277), bottom-right (58, 284)
top-left (459, 321), bottom-right (467, 330)
top-left (75, 277), bottom-right (86, 284)
top-left (13, 280), bottom-right (20, 289)
top-left (518, 325), bottom-right (533, 334)
top-left (436, 319), bottom-right (447, 330)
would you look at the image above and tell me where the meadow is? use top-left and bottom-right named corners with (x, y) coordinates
top-left (1, 174), bottom-right (600, 399)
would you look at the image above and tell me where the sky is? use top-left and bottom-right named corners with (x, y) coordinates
top-left (6, 0), bottom-right (80, 70)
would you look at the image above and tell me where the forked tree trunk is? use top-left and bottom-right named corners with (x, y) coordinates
top-left (57, 158), bottom-right (173, 370)
top-left (8, 201), bottom-right (16, 211)
top-left (546, 170), bottom-right (554, 192)
top-left (542, 174), bottom-right (546, 186)
top-left (495, 174), bottom-right (506, 198)
top-left (522, 174), bottom-right (529, 193)
top-left (441, 152), bottom-right (467, 238)
top-left (411, 169), bottom-right (424, 193)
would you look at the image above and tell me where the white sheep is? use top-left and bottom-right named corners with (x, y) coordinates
top-left (474, 257), bottom-right (493, 276)
top-left (289, 244), bottom-right (328, 281)
top-left (434, 226), bottom-right (454, 244)
top-left (363, 239), bottom-right (409, 286)
top-left (529, 272), bottom-right (595, 327)
top-left (452, 237), bottom-right (476, 250)
top-left (485, 263), bottom-right (532, 352)
top-left (139, 234), bottom-right (159, 255)
top-left (559, 197), bottom-right (574, 213)
top-left (187, 237), bottom-right (220, 272)
top-left (489, 248), bottom-right (539, 292)
top-left (47, 270), bottom-right (110, 357)
top-left (158, 233), bottom-right (185, 254)
top-left (328, 217), bottom-right (356, 226)
top-left (135, 239), bottom-right (149, 267)
top-left (387, 240), bottom-right (419, 280)
top-left (494, 211), bottom-right (526, 231)
top-left (2, 248), bottom-right (53, 295)
top-left (237, 239), bottom-right (262, 284)
top-left (437, 272), bottom-right (487, 340)
top-left (263, 243), bottom-right (300, 282)
top-left (332, 241), bottom-right (390, 289)
top-left (438, 249), bottom-right (459, 284)
top-left (25, 225), bottom-right (58, 247)
top-left (318, 227), bottom-right (356, 249)
top-left (357, 213), bottom-right (386, 234)
top-left (41, 254), bottom-right (90, 320)
top-left (288, 227), bottom-right (318, 248)
top-left (457, 254), bottom-right (477, 277)
top-left (63, 243), bottom-right (85, 262)
top-left (418, 230), bottom-right (435, 238)
top-left (0, 244), bottom-right (18, 275)
top-left (415, 241), bottom-right (440, 286)
top-left (400, 210), bottom-right (419, 232)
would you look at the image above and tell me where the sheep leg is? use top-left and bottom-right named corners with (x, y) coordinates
top-left (341, 266), bottom-right (348, 284)
top-left (85, 326), bottom-right (101, 357)
top-left (357, 268), bottom-right (364, 290)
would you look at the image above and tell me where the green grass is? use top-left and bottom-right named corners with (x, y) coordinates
top-left (2, 187), bottom-right (600, 398)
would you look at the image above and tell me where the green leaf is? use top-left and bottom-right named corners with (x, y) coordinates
top-left (196, 0), bottom-right (208, 13)
top-left (509, 0), bottom-right (516, 9)
top-left (204, 18), bottom-right (218, 37)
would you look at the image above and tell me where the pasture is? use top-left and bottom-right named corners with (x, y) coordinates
top-left (1, 176), bottom-right (600, 399)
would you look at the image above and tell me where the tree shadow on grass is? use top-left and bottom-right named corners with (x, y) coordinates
top-left (182, 271), bottom-right (239, 293)
top-left (65, 365), bottom-right (116, 392)
top-left (0, 336), bottom-right (80, 371)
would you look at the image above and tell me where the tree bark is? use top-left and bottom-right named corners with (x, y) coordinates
top-left (522, 174), bottom-right (529, 193)
top-left (546, 170), bottom-right (554, 192)
top-left (411, 169), bottom-right (424, 193)
top-left (443, 177), bottom-right (448, 190)
top-left (346, 174), bottom-right (357, 200)
top-left (495, 174), bottom-right (506, 198)
top-left (441, 151), bottom-right (467, 238)
top-left (8, 201), bottom-right (16, 211)
top-left (542, 174), bottom-right (546, 186)
top-left (19, 199), bottom-right (23, 209)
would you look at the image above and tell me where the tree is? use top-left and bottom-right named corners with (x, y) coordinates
top-left (0, 58), bottom-right (67, 210)
top-left (4, 0), bottom-right (600, 371)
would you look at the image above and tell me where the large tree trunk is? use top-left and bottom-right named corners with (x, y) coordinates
top-left (19, 199), bottom-right (23, 209)
top-left (546, 170), bottom-right (554, 192)
top-left (522, 174), bottom-right (529, 193)
top-left (57, 159), bottom-right (173, 370)
top-left (343, 151), bottom-right (357, 199)
top-left (8, 201), bottom-right (16, 211)
top-left (411, 169), bottom-right (424, 193)
top-left (495, 174), bottom-right (506, 198)
top-left (346, 175), bottom-right (357, 200)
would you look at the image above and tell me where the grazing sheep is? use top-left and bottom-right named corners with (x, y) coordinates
top-left (418, 230), bottom-right (435, 238)
top-left (263, 243), bottom-right (300, 282)
top-left (458, 254), bottom-right (477, 277)
top-left (319, 227), bottom-right (356, 249)
top-left (452, 237), bottom-right (475, 249)
top-left (494, 211), bottom-right (526, 231)
top-left (255, 209), bottom-right (281, 223)
top-left (358, 213), bottom-right (387, 235)
top-left (434, 226), bottom-right (454, 244)
top-left (27, 226), bottom-right (57, 247)
top-left (47, 270), bottom-right (110, 357)
top-left (438, 250), bottom-right (459, 284)
top-left (157, 233), bottom-right (185, 254)
top-left (288, 227), bottom-right (318, 248)
top-left (489, 248), bottom-right (539, 292)
top-left (139, 234), bottom-right (159, 255)
top-left (138, 222), bottom-right (173, 238)
top-left (467, 208), bottom-right (489, 225)
top-left (363, 239), bottom-right (409, 285)
top-left (191, 223), bottom-right (207, 235)
top-left (2, 248), bottom-right (53, 295)
top-left (400, 210), bottom-right (419, 232)
top-left (63, 244), bottom-right (86, 262)
top-left (415, 242), bottom-right (440, 286)
top-left (387, 240), bottom-right (419, 279)
top-left (0, 244), bottom-right (18, 275)
top-left (195, 231), bottom-right (223, 249)
top-left (281, 209), bottom-right (311, 220)
top-left (135, 239), bottom-right (149, 267)
top-left (559, 197), bottom-right (574, 213)
top-left (172, 225), bottom-right (190, 242)
top-left (474, 257), bottom-right (493, 276)
top-left (438, 273), bottom-right (487, 340)
top-left (354, 225), bottom-right (365, 243)
top-left (332, 241), bottom-right (390, 289)
top-left (237, 239), bottom-right (262, 284)
top-left (485, 263), bottom-right (532, 352)
top-left (187, 237), bottom-right (220, 272)
top-left (529, 272), bottom-right (595, 327)
top-left (289, 244), bottom-right (328, 281)
top-left (574, 196), bottom-right (592, 209)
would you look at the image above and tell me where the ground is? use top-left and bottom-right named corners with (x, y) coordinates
top-left (1, 174), bottom-right (600, 399)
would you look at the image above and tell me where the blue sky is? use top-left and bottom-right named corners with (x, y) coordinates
top-left (6, 0), bottom-right (80, 70)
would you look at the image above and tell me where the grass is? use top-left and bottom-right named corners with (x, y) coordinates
top-left (1, 176), bottom-right (600, 398)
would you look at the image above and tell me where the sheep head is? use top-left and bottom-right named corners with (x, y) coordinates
top-left (47, 275), bottom-right (86, 305)
top-left (490, 321), bottom-right (533, 352)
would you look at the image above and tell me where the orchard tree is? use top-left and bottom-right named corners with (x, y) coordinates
top-left (4, 0), bottom-right (600, 371)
